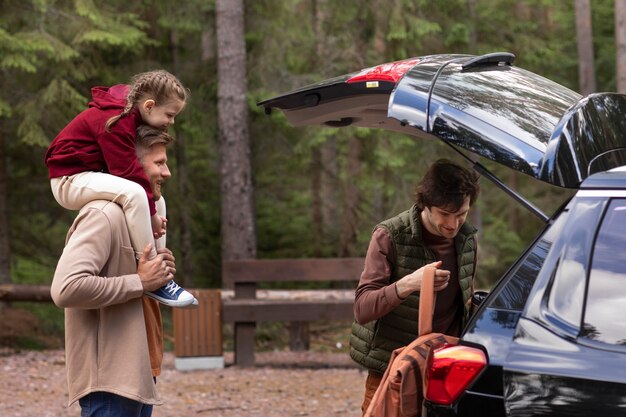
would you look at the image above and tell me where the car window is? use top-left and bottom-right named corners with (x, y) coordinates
top-left (546, 198), bottom-right (605, 329)
top-left (582, 198), bottom-right (626, 346)
top-left (491, 208), bottom-right (568, 311)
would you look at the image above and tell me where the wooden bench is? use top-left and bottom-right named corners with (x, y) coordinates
top-left (222, 258), bottom-right (364, 366)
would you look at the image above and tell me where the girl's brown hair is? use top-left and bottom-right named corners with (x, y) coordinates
top-left (105, 70), bottom-right (188, 131)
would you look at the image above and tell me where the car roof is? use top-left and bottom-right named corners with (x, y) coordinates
top-left (259, 53), bottom-right (626, 189)
top-left (580, 167), bottom-right (626, 190)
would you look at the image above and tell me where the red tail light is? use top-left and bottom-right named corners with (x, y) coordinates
top-left (346, 58), bottom-right (421, 84)
top-left (424, 345), bottom-right (487, 405)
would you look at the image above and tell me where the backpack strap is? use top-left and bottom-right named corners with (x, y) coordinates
top-left (418, 266), bottom-right (436, 337)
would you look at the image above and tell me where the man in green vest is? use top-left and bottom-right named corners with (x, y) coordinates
top-left (350, 159), bottom-right (480, 414)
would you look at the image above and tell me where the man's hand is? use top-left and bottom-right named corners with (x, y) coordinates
top-left (395, 260), bottom-right (450, 298)
top-left (137, 243), bottom-right (177, 291)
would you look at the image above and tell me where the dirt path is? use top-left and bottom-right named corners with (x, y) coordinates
top-left (0, 349), bottom-right (366, 417)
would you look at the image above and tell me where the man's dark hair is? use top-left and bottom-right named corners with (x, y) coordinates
top-left (135, 125), bottom-right (174, 160)
top-left (415, 159), bottom-right (480, 211)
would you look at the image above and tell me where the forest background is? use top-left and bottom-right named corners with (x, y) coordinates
top-left (0, 0), bottom-right (623, 342)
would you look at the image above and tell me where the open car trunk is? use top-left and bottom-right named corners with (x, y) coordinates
top-left (259, 53), bottom-right (626, 194)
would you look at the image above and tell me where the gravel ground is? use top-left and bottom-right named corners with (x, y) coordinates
top-left (0, 348), bottom-right (366, 417)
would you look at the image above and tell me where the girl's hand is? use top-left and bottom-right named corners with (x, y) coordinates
top-left (151, 214), bottom-right (167, 239)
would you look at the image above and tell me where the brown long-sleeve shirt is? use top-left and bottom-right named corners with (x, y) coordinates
top-left (354, 226), bottom-right (463, 336)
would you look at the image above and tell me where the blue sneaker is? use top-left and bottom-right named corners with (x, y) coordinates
top-left (146, 281), bottom-right (195, 307)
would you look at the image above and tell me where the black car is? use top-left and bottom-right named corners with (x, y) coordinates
top-left (259, 52), bottom-right (626, 416)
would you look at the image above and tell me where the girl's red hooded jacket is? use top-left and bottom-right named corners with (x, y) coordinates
top-left (45, 85), bottom-right (156, 215)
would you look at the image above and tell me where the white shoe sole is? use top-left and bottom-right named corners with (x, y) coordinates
top-left (144, 291), bottom-right (196, 307)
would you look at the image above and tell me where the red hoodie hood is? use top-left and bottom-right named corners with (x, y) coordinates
top-left (88, 84), bottom-right (129, 110)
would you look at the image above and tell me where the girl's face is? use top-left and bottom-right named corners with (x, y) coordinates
top-left (139, 98), bottom-right (185, 130)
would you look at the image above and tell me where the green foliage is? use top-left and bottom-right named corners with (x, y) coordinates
top-left (17, 302), bottom-right (65, 334)
top-left (478, 217), bottom-right (525, 289)
top-left (17, 101), bottom-right (49, 146)
top-left (255, 322), bottom-right (289, 351)
top-left (9, 336), bottom-right (47, 350)
top-left (156, 0), bottom-right (214, 34)
top-left (41, 79), bottom-right (87, 111)
top-left (0, 28), bottom-right (56, 73)
top-left (387, 13), bottom-right (441, 43)
top-left (1, 53), bottom-right (38, 73)
top-left (74, 0), bottom-right (153, 49)
top-left (10, 302), bottom-right (65, 349)
top-left (444, 23), bottom-right (470, 48)
top-left (12, 256), bottom-right (56, 285)
top-left (0, 98), bottom-right (11, 117)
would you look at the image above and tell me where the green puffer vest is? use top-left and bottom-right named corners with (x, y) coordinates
top-left (349, 205), bottom-right (477, 373)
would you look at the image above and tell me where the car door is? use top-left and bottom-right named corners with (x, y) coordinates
top-left (503, 194), bottom-right (626, 416)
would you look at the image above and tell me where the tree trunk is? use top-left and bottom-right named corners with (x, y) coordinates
top-left (311, 0), bottom-right (341, 255)
top-left (321, 140), bottom-right (340, 253)
top-left (339, 137), bottom-right (361, 257)
top-left (371, 3), bottom-right (390, 223)
top-left (311, 146), bottom-right (323, 256)
top-left (310, 0), bottom-right (325, 257)
top-left (216, 0), bottom-right (257, 260)
top-left (575, 0), bottom-right (596, 95)
top-left (617, 0), bottom-right (626, 92)
top-left (0, 131), bottom-right (10, 284)
top-left (467, 0), bottom-right (478, 46)
top-left (372, 137), bottom-right (391, 222)
top-left (541, 3), bottom-right (555, 32)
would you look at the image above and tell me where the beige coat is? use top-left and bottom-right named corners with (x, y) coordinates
top-left (51, 200), bottom-right (162, 406)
